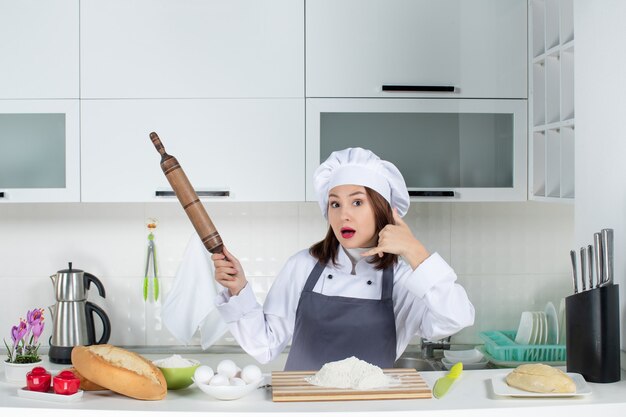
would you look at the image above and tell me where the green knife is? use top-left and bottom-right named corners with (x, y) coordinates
top-left (433, 362), bottom-right (463, 399)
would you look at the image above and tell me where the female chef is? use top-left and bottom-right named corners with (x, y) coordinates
top-left (212, 148), bottom-right (475, 371)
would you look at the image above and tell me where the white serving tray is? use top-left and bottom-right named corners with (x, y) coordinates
top-left (17, 387), bottom-right (84, 403)
top-left (491, 373), bottom-right (591, 397)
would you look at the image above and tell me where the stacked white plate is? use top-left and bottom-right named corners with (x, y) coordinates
top-left (514, 302), bottom-right (559, 345)
top-left (442, 348), bottom-right (488, 370)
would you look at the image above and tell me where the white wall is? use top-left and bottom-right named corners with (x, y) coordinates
top-left (0, 201), bottom-right (573, 350)
top-left (575, 1), bottom-right (626, 359)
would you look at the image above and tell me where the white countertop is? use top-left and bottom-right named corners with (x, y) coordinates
top-left (2, 354), bottom-right (626, 417)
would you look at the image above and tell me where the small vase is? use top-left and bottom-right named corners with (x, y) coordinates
top-left (3, 360), bottom-right (42, 384)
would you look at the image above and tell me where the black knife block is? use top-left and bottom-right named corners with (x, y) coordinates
top-left (565, 284), bottom-right (621, 383)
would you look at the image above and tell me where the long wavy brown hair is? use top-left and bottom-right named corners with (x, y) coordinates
top-left (309, 187), bottom-right (398, 270)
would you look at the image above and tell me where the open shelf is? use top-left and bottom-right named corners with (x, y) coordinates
top-left (528, 0), bottom-right (574, 202)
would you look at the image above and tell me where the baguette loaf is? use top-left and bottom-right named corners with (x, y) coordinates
top-left (506, 363), bottom-right (576, 393)
top-left (64, 367), bottom-right (108, 391)
top-left (71, 345), bottom-right (167, 400)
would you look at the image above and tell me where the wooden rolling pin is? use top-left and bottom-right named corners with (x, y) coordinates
top-left (149, 132), bottom-right (224, 254)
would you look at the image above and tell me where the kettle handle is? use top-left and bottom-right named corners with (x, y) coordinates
top-left (84, 273), bottom-right (106, 298)
top-left (85, 302), bottom-right (111, 345)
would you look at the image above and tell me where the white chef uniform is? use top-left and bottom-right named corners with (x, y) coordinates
top-left (214, 147), bottom-right (475, 365)
top-left (215, 245), bottom-right (475, 364)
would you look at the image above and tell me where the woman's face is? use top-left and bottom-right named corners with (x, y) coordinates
top-left (327, 184), bottom-right (377, 249)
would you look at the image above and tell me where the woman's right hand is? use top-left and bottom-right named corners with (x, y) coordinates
top-left (211, 246), bottom-right (248, 296)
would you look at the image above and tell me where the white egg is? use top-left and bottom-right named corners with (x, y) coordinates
top-left (193, 365), bottom-right (214, 384)
top-left (229, 377), bottom-right (246, 386)
top-left (209, 374), bottom-right (230, 386)
top-left (240, 364), bottom-right (262, 384)
top-left (217, 359), bottom-right (238, 378)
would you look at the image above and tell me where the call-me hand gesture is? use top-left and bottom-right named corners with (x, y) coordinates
top-left (360, 208), bottom-right (431, 270)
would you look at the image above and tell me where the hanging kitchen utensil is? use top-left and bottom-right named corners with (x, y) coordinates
top-left (149, 132), bottom-right (224, 254)
top-left (144, 219), bottom-right (159, 302)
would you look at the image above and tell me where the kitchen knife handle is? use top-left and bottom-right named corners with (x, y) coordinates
top-left (601, 228), bottom-right (614, 285)
top-left (594, 232), bottom-right (603, 287)
top-left (155, 190), bottom-right (230, 197)
top-left (579, 247), bottom-right (587, 291)
top-left (570, 250), bottom-right (578, 293)
top-left (408, 190), bottom-right (455, 197)
top-left (587, 245), bottom-right (594, 289)
top-left (382, 85), bottom-right (456, 92)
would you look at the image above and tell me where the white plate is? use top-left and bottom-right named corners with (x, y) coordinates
top-left (193, 376), bottom-right (265, 400)
top-left (442, 357), bottom-right (489, 370)
top-left (491, 372), bottom-right (591, 397)
top-left (443, 349), bottom-right (484, 364)
top-left (515, 311), bottom-right (534, 345)
top-left (536, 312), bottom-right (547, 345)
top-left (529, 312), bottom-right (539, 344)
top-left (545, 302), bottom-right (559, 345)
top-left (558, 298), bottom-right (566, 344)
top-left (17, 387), bottom-right (83, 402)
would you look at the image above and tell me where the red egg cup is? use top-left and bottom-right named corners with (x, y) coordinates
top-left (53, 370), bottom-right (81, 395)
top-left (26, 367), bottom-right (52, 392)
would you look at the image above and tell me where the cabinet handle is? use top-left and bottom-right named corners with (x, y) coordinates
top-left (0, 192), bottom-right (4, 198)
top-left (382, 85), bottom-right (456, 92)
top-left (155, 190), bottom-right (230, 198)
top-left (409, 191), bottom-right (455, 197)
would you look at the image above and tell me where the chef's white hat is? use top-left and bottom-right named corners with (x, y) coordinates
top-left (313, 147), bottom-right (410, 218)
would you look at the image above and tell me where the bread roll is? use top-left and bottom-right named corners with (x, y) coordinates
top-left (506, 363), bottom-right (576, 393)
top-left (71, 345), bottom-right (167, 400)
top-left (64, 367), bottom-right (108, 391)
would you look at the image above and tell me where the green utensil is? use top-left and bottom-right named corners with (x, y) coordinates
top-left (143, 224), bottom-right (159, 302)
top-left (433, 362), bottom-right (463, 399)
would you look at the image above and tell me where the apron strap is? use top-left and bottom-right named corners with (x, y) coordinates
top-left (381, 265), bottom-right (394, 301)
top-left (302, 261), bottom-right (326, 293)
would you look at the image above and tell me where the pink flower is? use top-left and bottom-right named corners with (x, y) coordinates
top-left (5, 308), bottom-right (46, 363)
top-left (11, 320), bottom-right (27, 346)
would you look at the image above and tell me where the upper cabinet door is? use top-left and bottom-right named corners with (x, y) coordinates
top-left (0, 0), bottom-right (79, 99)
top-left (80, 0), bottom-right (304, 99)
top-left (306, 0), bottom-right (527, 98)
top-left (0, 100), bottom-right (80, 202)
top-left (81, 99), bottom-right (304, 202)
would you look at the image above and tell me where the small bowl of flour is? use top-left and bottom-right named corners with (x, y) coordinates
top-left (306, 356), bottom-right (392, 390)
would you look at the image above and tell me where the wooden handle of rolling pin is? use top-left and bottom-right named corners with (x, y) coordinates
top-left (149, 132), bottom-right (224, 254)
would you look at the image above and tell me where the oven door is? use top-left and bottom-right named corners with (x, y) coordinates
top-left (306, 98), bottom-right (527, 202)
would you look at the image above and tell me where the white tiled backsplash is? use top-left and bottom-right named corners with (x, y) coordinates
top-left (0, 201), bottom-right (574, 349)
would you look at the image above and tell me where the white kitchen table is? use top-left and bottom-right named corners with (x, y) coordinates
top-left (2, 353), bottom-right (626, 417)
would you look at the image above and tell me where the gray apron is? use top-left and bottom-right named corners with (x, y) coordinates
top-left (284, 261), bottom-right (397, 371)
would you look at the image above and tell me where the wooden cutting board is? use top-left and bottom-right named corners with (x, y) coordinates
top-left (271, 368), bottom-right (431, 402)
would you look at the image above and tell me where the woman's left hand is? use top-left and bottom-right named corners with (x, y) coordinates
top-left (360, 208), bottom-right (430, 270)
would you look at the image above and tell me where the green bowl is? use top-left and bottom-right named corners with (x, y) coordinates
top-left (157, 360), bottom-right (201, 390)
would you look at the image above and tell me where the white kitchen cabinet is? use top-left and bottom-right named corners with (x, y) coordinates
top-left (0, 100), bottom-right (80, 202)
top-left (306, 0), bottom-right (527, 99)
top-left (0, 0), bottom-right (79, 99)
top-left (306, 98), bottom-right (527, 202)
top-left (80, 0), bottom-right (303, 99)
top-left (529, 0), bottom-right (574, 201)
top-left (81, 99), bottom-right (304, 202)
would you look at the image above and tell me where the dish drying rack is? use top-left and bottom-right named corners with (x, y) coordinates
top-left (479, 331), bottom-right (566, 366)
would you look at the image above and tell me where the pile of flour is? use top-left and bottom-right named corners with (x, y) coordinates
top-left (306, 356), bottom-right (391, 390)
